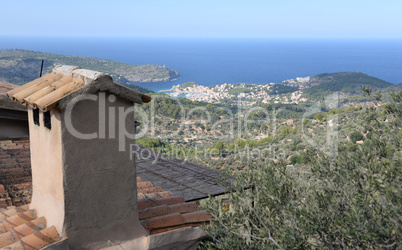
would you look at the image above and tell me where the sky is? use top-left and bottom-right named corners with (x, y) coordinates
top-left (2, 0), bottom-right (402, 38)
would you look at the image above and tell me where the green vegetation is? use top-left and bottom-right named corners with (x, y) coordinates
top-left (140, 93), bottom-right (224, 119)
top-left (201, 88), bottom-right (402, 249)
top-left (178, 81), bottom-right (197, 89)
top-left (303, 72), bottom-right (393, 100)
top-left (3, 52), bottom-right (401, 249)
top-left (0, 49), bottom-right (179, 85)
top-left (350, 131), bottom-right (364, 143)
top-left (302, 118), bottom-right (310, 126)
top-left (269, 84), bottom-right (298, 95)
top-left (120, 83), bottom-right (153, 94)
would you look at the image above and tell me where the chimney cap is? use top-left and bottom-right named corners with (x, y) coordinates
top-left (7, 65), bottom-right (151, 111)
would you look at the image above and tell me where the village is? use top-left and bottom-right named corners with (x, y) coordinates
top-left (164, 77), bottom-right (310, 105)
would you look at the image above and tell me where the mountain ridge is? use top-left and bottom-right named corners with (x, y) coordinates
top-left (302, 71), bottom-right (393, 100)
top-left (0, 49), bottom-right (180, 85)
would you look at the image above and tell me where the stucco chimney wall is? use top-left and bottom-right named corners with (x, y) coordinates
top-left (7, 66), bottom-right (152, 248)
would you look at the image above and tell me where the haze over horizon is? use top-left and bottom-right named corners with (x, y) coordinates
top-left (2, 0), bottom-right (402, 38)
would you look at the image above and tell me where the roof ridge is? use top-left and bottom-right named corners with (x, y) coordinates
top-left (6, 65), bottom-right (151, 111)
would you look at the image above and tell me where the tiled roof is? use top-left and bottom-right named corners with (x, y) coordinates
top-left (0, 205), bottom-right (66, 249)
top-left (0, 88), bottom-right (26, 112)
top-left (137, 177), bottom-right (212, 235)
top-left (0, 138), bottom-right (232, 204)
top-left (0, 138), bottom-right (31, 207)
top-left (0, 138), bottom-right (212, 238)
top-left (136, 145), bottom-right (234, 201)
top-left (7, 65), bottom-right (151, 111)
top-left (0, 83), bottom-right (18, 95)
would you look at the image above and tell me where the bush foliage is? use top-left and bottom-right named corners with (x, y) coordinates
top-left (202, 89), bottom-right (401, 249)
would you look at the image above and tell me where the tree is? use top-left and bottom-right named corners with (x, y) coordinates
top-left (202, 89), bottom-right (402, 249)
top-left (213, 141), bottom-right (224, 156)
top-left (303, 118), bottom-right (310, 126)
top-left (314, 112), bottom-right (325, 121)
top-left (350, 131), bottom-right (363, 143)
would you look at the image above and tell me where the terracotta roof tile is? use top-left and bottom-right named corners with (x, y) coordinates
top-left (0, 217), bottom-right (46, 248)
top-left (24, 75), bottom-right (73, 104)
top-left (136, 178), bottom-right (212, 235)
top-left (0, 206), bottom-right (62, 250)
top-left (142, 213), bottom-right (186, 230)
top-left (0, 83), bottom-right (18, 95)
top-left (0, 206), bottom-right (29, 221)
top-left (182, 211), bottom-right (213, 224)
top-left (7, 65), bottom-right (151, 111)
top-left (150, 223), bottom-right (202, 235)
top-left (137, 197), bottom-right (186, 210)
top-left (0, 202), bottom-right (9, 210)
top-left (169, 202), bottom-right (199, 214)
top-left (0, 139), bottom-right (32, 208)
top-left (137, 181), bottom-right (153, 190)
top-left (138, 205), bottom-right (172, 220)
top-left (138, 202), bottom-right (201, 221)
top-left (142, 210), bottom-right (212, 232)
top-left (137, 186), bottom-right (163, 194)
top-left (0, 193), bottom-right (8, 200)
top-left (6, 73), bottom-right (61, 99)
top-left (2, 226), bottom-right (60, 250)
top-left (138, 191), bottom-right (173, 200)
top-left (0, 210), bottom-right (36, 233)
top-left (31, 77), bottom-right (85, 111)
top-left (11, 73), bottom-right (64, 104)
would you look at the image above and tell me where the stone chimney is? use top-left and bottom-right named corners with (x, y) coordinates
top-left (7, 65), bottom-right (151, 248)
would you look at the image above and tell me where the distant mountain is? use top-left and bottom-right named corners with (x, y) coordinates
top-left (385, 82), bottom-right (402, 92)
top-left (0, 49), bottom-right (180, 85)
top-left (302, 72), bottom-right (393, 100)
top-left (120, 83), bottom-right (154, 94)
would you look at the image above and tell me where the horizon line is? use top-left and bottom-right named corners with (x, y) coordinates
top-left (1, 35), bottom-right (402, 40)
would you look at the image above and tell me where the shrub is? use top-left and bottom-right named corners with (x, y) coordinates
top-left (202, 90), bottom-right (402, 249)
top-left (350, 131), bottom-right (364, 143)
top-left (303, 118), bottom-right (310, 126)
top-left (314, 112), bottom-right (325, 121)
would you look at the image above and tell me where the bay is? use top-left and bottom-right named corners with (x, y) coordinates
top-left (1, 37), bottom-right (401, 92)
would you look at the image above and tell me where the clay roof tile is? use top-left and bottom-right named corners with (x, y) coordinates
top-left (150, 223), bottom-right (201, 235)
top-left (137, 181), bottom-right (153, 190)
top-left (0, 206), bottom-right (29, 221)
top-left (142, 213), bottom-right (186, 230)
top-left (0, 209), bottom-right (36, 233)
top-left (138, 205), bottom-right (172, 220)
top-left (0, 217), bottom-right (46, 248)
top-left (169, 202), bottom-right (199, 214)
top-left (7, 66), bottom-right (151, 112)
top-left (4, 226), bottom-right (60, 249)
top-left (182, 211), bottom-right (214, 224)
top-left (137, 196), bottom-right (186, 210)
top-left (137, 186), bottom-right (163, 194)
top-left (0, 205), bottom-right (62, 249)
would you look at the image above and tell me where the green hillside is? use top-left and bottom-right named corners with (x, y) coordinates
top-left (0, 49), bottom-right (180, 85)
top-left (302, 72), bottom-right (393, 100)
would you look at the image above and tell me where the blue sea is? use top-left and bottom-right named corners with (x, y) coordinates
top-left (1, 37), bottom-right (401, 92)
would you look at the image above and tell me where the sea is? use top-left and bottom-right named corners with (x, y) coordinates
top-left (1, 37), bottom-right (401, 92)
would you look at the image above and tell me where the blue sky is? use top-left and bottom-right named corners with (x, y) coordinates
top-left (2, 0), bottom-right (401, 38)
